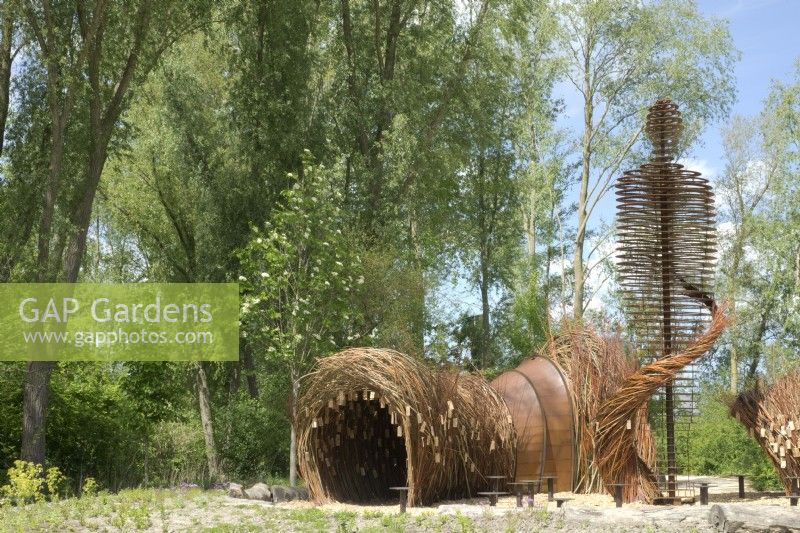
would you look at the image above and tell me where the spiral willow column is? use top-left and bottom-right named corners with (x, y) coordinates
top-left (599, 99), bottom-right (720, 502)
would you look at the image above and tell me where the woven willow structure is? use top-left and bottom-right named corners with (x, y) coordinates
top-left (730, 369), bottom-right (800, 494)
top-left (297, 348), bottom-right (515, 506)
top-left (601, 99), bottom-right (720, 501)
top-left (595, 307), bottom-right (728, 502)
top-left (493, 324), bottom-right (656, 495)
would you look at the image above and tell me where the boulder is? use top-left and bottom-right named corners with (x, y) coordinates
top-left (270, 485), bottom-right (309, 503)
top-left (244, 483), bottom-right (272, 501)
top-left (708, 504), bottom-right (800, 532)
top-left (227, 482), bottom-right (245, 499)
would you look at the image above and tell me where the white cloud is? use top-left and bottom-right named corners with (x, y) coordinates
top-left (677, 158), bottom-right (717, 180)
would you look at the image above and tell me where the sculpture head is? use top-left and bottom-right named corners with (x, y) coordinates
top-left (644, 99), bottom-right (684, 161)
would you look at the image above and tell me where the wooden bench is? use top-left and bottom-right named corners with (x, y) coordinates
top-left (388, 486), bottom-right (409, 513)
top-left (554, 497), bottom-right (572, 508)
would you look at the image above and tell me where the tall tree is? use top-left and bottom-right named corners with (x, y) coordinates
top-left (557, 0), bottom-right (737, 319)
top-left (329, 0), bottom-right (497, 353)
top-left (718, 115), bottom-right (784, 392)
top-left (452, 0), bottom-right (557, 367)
top-left (0, 0), bottom-right (20, 158)
top-left (101, 32), bottom-right (242, 480)
top-left (16, 0), bottom-right (209, 467)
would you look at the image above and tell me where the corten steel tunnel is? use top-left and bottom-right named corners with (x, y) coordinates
top-left (491, 356), bottom-right (576, 492)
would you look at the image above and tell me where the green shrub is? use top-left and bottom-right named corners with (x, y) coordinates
top-left (1, 460), bottom-right (45, 504)
top-left (45, 467), bottom-right (67, 500)
top-left (0, 461), bottom-right (70, 504)
top-left (684, 388), bottom-right (782, 490)
top-left (81, 477), bottom-right (100, 496)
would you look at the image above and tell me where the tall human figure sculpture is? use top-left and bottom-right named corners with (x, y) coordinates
top-left (595, 99), bottom-right (723, 503)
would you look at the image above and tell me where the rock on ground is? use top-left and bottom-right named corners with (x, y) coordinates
top-left (708, 504), bottom-right (800, 532)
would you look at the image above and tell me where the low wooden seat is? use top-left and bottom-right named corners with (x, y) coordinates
top-left (388, 486), bottom-right (409, 513)
top-left (554, 497), bottom-right (572, 508)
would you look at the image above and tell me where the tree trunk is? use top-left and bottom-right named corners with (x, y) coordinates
top-left (289, 369), bottom-right (299, 487)
top-left (21, 361), bottom-right (55, 465)
top-left (0, 9), bottom-right (12, 159)
top-left (195, 361), bottom-right (220, 482)
top-left (525, 190), bottom-right (536, 257)
top-left (728, 240), bottom-right (743, 393)
top-left (409, 211), bottom-right (425, 353)
top-left (241, 341), bottom-right (259, 399)
top-left (574, 53), bottom-right (593, 320)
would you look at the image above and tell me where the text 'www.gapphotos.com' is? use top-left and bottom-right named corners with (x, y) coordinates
top-left (22, 329), bottom-right (214, 348)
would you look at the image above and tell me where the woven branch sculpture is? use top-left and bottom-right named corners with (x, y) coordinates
top-left (730, 369), bottom-right (800, 493)
top-left (542, 326), bottom-right (657, 494)
top-left (297, 348), bottom-right (515, 506)
top-left (595, 307), bottom-right (729, 502)
top-left (596, 99), bottom-right (724, 503)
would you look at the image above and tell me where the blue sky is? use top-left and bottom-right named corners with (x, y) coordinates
top-left (694, 0), bottom-right (800, 177)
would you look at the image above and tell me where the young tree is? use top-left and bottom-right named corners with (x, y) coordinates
top-left (238, 158), bottom-right (364, 486)
top-left (557, 0), bottom-right (737, 319)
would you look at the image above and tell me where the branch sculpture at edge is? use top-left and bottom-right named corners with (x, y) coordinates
top-left (594, 305), bottom-right (730, 503)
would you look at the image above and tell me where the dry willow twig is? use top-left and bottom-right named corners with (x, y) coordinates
top-left (730, 369), bottom-right (800, 494)
top-left (297, 348), bottom-right (515, 506)
top-left (594, 306), bottom-right (730, 503)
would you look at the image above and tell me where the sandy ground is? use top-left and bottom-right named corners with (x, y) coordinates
top-left (272, 475), bottom-right (793, 513)
top-left (3, 477), bottom-right (796, 532)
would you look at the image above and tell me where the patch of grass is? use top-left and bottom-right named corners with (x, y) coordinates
top-left (378, 512), bottom-right (408, 532)
top-left (334, 510), bottom-right (357, 532)
top-left (454, 511), bottom-right (475, 532)
top-left (288, 507), bottom-right (330, 531)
